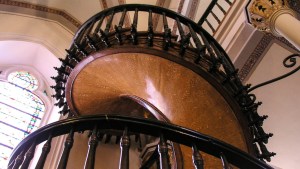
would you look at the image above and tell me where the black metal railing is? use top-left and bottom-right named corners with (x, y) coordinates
top-left (51, 4), bottom-right (274, 161)
top-left (8, 115), bottom-right (273, 169)
top-left (198, 0), bottom-right (235, 34)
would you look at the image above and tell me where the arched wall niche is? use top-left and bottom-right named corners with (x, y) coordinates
top-left (0, 40), bottom-right (64, 168)
top-left (0, 11), bottom-right (74, 58)
top-left (0, 40), bottom-right (62, 124)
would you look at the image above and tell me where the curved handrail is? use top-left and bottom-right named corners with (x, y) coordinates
top-left (51, 4), bottom-right (274, 161)
top-left (9, 115), bottom-right (273, 169)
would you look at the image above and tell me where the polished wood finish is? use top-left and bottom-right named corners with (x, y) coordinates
top-left (35, 135), bottom-right (52, 169)
top-left (84, 125), bottom-right (99, 169)
top-left (67, 51), bottom-right (248, 168)
top-left (58, 129), bottom-right (74, 169)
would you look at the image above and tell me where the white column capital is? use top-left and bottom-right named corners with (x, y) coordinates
top-left (246, 0), bottom-right (296, 36)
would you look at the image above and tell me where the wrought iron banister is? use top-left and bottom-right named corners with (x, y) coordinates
top-left (51, 4), bottom-right (274, 161)
top-left (8, 115), bottom-right (273, 169)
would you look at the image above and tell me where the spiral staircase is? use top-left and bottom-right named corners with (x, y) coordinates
top-left (8, 4), bottom-right (274, 169)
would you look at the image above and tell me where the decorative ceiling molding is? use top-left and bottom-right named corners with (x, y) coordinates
top-left (0, 0), bottom-right (81, 28)
top-left (238, 34), bottom-right (273, 81)
top-left (238, 33), bottom-right (299, 82)
top-left (172, 0), bottom-right (185, 34)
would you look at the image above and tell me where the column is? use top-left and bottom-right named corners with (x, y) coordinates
top-left (246, 0), bottom-right (300, 50)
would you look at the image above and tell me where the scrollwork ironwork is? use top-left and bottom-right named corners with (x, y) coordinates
top-left (248, 53), bottom-right (300, 92)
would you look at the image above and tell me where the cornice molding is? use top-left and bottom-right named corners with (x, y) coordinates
top-left (239, 33), bottom-right (299, 82)
top-left (0, 0), bottom-right (81, 28)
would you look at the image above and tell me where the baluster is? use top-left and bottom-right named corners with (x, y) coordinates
top-left (205, 19), bottom-right (216, 33)
top-left (74, 42), bottom-right (88, 57)
top-left (66, 49), bottom-right (82, 62)
top-left (20, 141), bottom-right (36, 169)
top-left (176, 18), bottom-right (191, 56)
top-left (131, 8), bottom-right (138, 45)
top-left (257, 141), bottom-right (276, 162)
top-left (162, 12), bottom-right (171, 50)
top-left (192, 145), bottom-right (204, 169)
top-left (54, 98), bottom-right (65, 108)
top-left (115, 8), bottom-right (127, 44)
top-left (12, 150), bottom-right (25, 169)
top-left (147, 9), bottom-right (154, 47)
top-left (225, 0), bottom-right (233, 5)
top-left (80, 21), bottom-right (95, 45)
top-left (216, 3), bottom-right (226, 15)
top-left (105, 134), bottom-right (112, 143)
top-left (211, 11), bottom-right (221, 24)
top-left (35, 134), bottom-right (53, 169)
top-left (199, 31), bottom-right (220, 71)
top-left (75, 27), bottom-right (88, 46)
top-left (59, 104), bottom-right (69, 115)
top-left (84, 34), bottom-right (98, 51)
top-left (105, 11), bottom-right (115, 34)
top-left (94, 16), bottom-right (105, 35)
top-left (119, 127), bottom-right (130, 169)
top-left (158, 135), bottom-right (171, 169)
top-left (210, 42), bottom-right (233, 75)
top-left (57, 128), bottom-right (74, 169)
top-left (84, 125), bottom-right (99, 169)
top-left (187, 24), bottom-right (206, 63)
top-left (220, 153), bottom-right (232, 169)
top-left (51, 74), bottom-right (67, 83)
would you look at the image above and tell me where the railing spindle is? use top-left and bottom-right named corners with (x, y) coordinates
top-left (115, 8), bottom-right (127, 44)
top-left (85, 35), bottom-right (98, 51)
top-left (158, 135), bottom-right (171, 169)
top-left (131, 8), bottom-right (138, 45)
top-left (74, 42), bottom-right (88, 57)
top-left (12, 150), bottom-right (25, 169)
top-left (94, 15), bottom-right (105, 35)
top-left (105, 11), bottom-right (115, 34)
top-left (216, 2), bottom-right (226, 15)
top-left (20, 141), bottom-right (36, 169)
top-left (205, 19), bottom-right (216, 33)
top-left (188, 24), bottom-right (206, 63)
top-left (192, 145), bottom-right (204, 169)
top-left (220, 152), bottom-right (233, 169)
top-left (225, 0), bottom-right (233, 5)
top-left (162, 12), bottom-right (171, 50)
top-left (35, 134), bottom-right (53, 169)
top-left (199, 31), bottom-right (220, 71)
top-left (147, 9), bottom-right (154, 47)
top-left (176, 18), bottom-right (190, 56)
top-left (211, 11), bottom-right (221, 24)
top-left (84, 125), bottom-right (99, 169)
top-left (119, 127), bottom-right (130, 169)
top-left (57, 128), bottom-right (74, 169)
top-left (197, 0), bottom-right (218, 25)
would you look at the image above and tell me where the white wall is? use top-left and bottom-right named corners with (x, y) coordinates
top-left (246, 42), bottom-right (300, 169)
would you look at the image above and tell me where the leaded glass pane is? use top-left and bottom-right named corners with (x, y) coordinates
top-left (8, 71), bottom-right (38, 91)
top-left (0, 74), bottom-right (45, 168)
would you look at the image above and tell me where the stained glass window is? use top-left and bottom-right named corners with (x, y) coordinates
top-left (0, 71), bottom-right (45, 168)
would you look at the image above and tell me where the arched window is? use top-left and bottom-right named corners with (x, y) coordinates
top-left (0, 71), bottom-right (46, 167)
